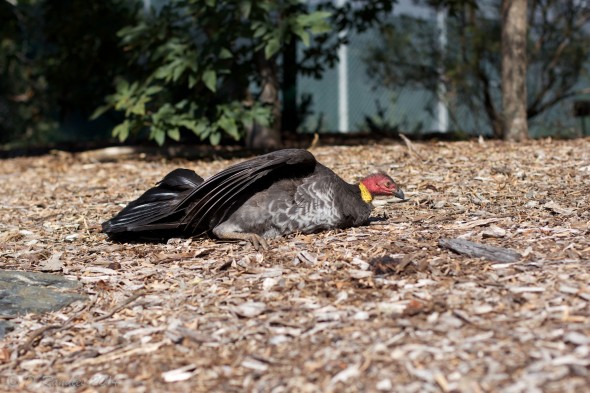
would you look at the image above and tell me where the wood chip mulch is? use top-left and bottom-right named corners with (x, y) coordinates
top-left (1, 138), bottom-right (589, 392)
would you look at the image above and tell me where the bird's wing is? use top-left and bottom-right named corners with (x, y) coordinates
top-left (102, 168), bottom-right (203, 234)
top-left (180, 149), bottom-right (317, 233)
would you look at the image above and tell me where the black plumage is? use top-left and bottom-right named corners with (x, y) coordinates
top-left (102, 149), bottom-right (403, 249)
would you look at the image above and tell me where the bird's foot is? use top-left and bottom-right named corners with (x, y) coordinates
top-left (245, 233), bottom-right (269, 251)
top-left (213, 229), bottom-right (269, 251)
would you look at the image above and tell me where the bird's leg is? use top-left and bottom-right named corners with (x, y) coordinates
top-left (212, 229), bottom-right (269, 250)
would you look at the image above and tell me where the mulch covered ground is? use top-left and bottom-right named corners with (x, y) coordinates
top-left (1, 138), bottom-right (589, 392)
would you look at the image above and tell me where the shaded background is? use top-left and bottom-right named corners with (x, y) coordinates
top-left (1, 0), bottom-right (589, 149)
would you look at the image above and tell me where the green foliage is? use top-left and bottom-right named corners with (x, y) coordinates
top-left (1, 0), bottom-right (396, 146)
top-left (98, 0), bottom-right (332, 145)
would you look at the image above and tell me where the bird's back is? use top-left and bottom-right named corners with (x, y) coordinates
top-left (212, 163), bottom-right (373, 238)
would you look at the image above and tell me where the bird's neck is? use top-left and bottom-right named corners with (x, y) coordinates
top-left (358, 183), bottom-right (373, 203)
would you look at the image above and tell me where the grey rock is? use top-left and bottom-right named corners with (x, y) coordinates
top-left (0, 271), bottom-right (87, 338)
top-left (0, 320), bottom-right (12, 337)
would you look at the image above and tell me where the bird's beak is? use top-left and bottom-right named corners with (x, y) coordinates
top-left (393, 188), bottom-right (405, 200)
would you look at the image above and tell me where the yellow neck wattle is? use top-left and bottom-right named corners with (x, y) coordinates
top-left (359, 183), bottom-right (373, 203)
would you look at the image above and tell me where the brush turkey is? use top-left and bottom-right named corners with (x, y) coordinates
top-left (102, 149), bottom-right (404, 249)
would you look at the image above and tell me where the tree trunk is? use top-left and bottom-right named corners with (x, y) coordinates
top-left (246, 55), bottom-right (282, 149)
top-left (501, 0), bottom-right (528, 141)
top-left (281, 39), bottom-right (298, 134)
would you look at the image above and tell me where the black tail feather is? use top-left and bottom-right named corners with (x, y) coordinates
top-left (102, 168), bottom-right (203, 239)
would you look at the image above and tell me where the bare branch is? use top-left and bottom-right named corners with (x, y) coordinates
top-left (529, 87), bottom-right (590, 119)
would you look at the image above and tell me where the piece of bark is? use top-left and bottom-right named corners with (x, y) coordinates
top-left (39, 251), bottom-right (64, 272)
top-left (439, 238), bottom-right (521, 263)
top-left (399, 133), bottom-right (425, 160)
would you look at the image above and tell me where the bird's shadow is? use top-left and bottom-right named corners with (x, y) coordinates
top-left (366, 215), bottom-right (389, 224)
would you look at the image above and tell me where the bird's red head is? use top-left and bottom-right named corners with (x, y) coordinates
top-left (360, 173), bottom-right (405, 199)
